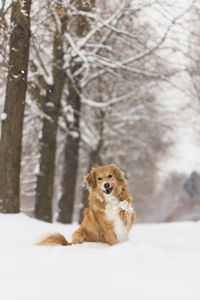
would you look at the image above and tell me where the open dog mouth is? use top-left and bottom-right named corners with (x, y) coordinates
top-left (103, 182), bottom-right (114, 195)
top-left (103, 187), bottom-right (113, 194)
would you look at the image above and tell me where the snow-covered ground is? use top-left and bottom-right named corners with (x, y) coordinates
top-left (0, 213), bottom-right (199, 300)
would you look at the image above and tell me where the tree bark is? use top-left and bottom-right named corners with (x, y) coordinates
top-left (35, 22), bottom-right (66, 222)
top-left (57, 1), bottom-right (95, 223)
top-left (0, 0), bottom-right (32, 213)
top-left (34, 89), bottom-right (61, 222)
top-left (79, 81), bottom-right (105, 223)
top-left (57, 79), bottom-right (81, 223)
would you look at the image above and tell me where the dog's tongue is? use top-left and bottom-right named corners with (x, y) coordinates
top-left (111, 182), bottom-right (114, 188)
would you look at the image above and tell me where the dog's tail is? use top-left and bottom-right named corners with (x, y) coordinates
top-left (37, 233), bottom-right (72, 246)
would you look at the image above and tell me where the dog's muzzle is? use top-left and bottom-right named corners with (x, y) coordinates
top-left (103, 182), bottom-right (114, 194)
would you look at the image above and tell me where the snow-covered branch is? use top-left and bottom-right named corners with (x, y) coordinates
top-left (81, 91), bottom-right (135, 108)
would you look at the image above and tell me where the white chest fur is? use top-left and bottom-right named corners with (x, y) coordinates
top-left (104, 195), bottom-right (129, 242)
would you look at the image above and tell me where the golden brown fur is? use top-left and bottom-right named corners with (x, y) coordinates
top-left (38, 164), bottom-right (136, 246)
top-left (36, 233), bottom-right (72, 246)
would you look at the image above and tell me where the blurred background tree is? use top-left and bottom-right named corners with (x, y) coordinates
top-left (0, 0), bottom-right (32, 213)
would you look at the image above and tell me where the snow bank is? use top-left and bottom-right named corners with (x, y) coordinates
top-left (0, 213), bottom-right (199, 300)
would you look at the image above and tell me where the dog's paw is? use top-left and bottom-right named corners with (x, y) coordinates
top-left (119, 200), bottom-right (133, 213)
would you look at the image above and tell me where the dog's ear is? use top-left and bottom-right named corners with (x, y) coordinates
top-left (110, 164), bottom-right (124, 180)
top-left (84, 169), bottom-right (96, 189)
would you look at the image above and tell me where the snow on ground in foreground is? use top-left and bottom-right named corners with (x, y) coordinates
top-left (0, 214), bottom-right (199, 300)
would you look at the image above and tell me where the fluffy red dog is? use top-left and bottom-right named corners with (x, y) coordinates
top-left (38, 164), bottom-right (136, 246)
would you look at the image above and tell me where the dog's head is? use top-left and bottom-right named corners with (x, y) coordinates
top-left (85, 164), bottom-right (125, 197)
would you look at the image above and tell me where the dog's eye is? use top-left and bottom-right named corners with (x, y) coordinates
top-left (108, 174), bottom-right (112, 178)
top-left (97, 177), bottom-right (102, 181)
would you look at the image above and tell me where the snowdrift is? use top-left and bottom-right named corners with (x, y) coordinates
top-left (0, 213), bottom-right (199, 300)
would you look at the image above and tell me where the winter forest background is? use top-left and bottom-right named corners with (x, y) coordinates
top-left (0, 0), bottom-right (200, 224)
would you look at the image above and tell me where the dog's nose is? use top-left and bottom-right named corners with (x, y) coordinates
top-left (104, 182), bottom-right (110, 189)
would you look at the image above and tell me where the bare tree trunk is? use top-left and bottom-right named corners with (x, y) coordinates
top-left (57, 1), bottom-right (95, 223)
top-left (35, 18), bottom-right (66, 222)
top-left (57, 81), bottom-right (81, 223)
top-left (0, 0), bottom-right (31, 213)
top-left (79, 78), bottom-right (105, 223)
top-left (35, 88), bottom-right (62, 222)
